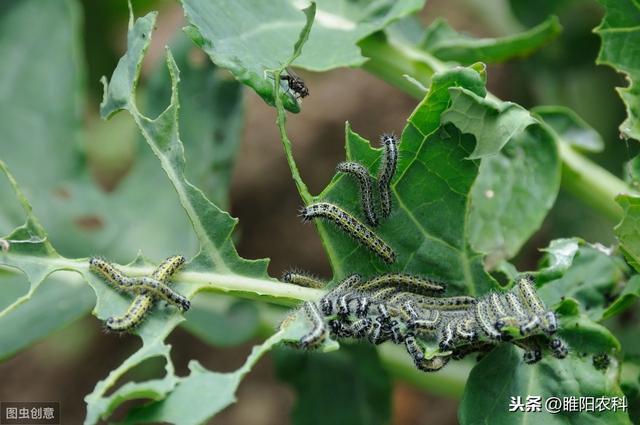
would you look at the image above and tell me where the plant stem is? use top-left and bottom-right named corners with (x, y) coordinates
top-left (0, 257), bottom-right (322, 319)
top-left (273, 69), bottom-right (313, 204)
top-left (558, 142), bottom-right (631, 221)
top-left (359, 33), bottom-right (636, 222)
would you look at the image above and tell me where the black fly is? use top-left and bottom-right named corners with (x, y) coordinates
top-left (280, 69), bottom-right (309, 99)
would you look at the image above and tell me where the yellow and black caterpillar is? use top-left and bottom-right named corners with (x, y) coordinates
top-left (89, 255), bottom-right (190, 332)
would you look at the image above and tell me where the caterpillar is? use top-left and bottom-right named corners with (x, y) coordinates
top-left (90, 256), bottom-right (189, 311)
top-left (412, 295), bottom-right (477, 311)
top-left (152, 255), bottom-right (186, 282)
top-left (298, 301), bottom-right (327, 349)
top-left (516, 275), bottom-right (545, 315)
top-left (131, 276), bottom-right (190, 312)
top-left (473, 299), bottom-right (503, 340)
top-left (336, 161), bottom-right (378, 227)
top-left (408, 310), bottom-right (440, 334)
top-left (90, 255), bottom-right (190, 331)
top-left (290, 270), bottom-right (568, 373)
top-left (548, 337), bottom-right (568, 359)
top-left (319, 274), bottom-right (362, 316)
top-left (300, 202), bottom-right (396, 264)
top-left (282, 270), bottom-right (325, 289)
top-left (405, 333), bottom-right (452, 372)
top-left (355, 273), bottom-right (446, 296)
top-left (514, 339), bottom-right (543, 364)
top-left (377, 133), bottom-right (398, 218)
top-left (514, 275), bottom-right (558, 335)
top-left (105, 293), bottom-right (154, 332)
top-left (89, 257), bottom-right (137, 289)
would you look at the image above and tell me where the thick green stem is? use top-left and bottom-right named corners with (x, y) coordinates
top-left (359, 33), bottom-right (636, 222)
top-left (558, 142), bottom-right (631, 221)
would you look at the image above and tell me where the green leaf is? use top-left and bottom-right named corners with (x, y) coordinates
top-left (440, 86), bottom-right (561, 263)
top-left (121, 307), bottom-right (335, 424)
top-left (620, 360), bottom-right (640, 423)
top-left (145, 35), bottom-right (245, 209)
top-left (123, 327), bottom-right (284, 424)
top-left (83, 10), bottom-right (326, 424)
top-left (181, 296), bottom-right (260, 347)
top-left (615, 194), bottom-right (640, 273)
top-left (603, 275), bottom-right (640, 319)
top-left (274, 344), bottom-right (392, 425)
top-left (0, 271), bottom-right (93, 361)
top-left (420, 15), bottom-right (561, 64)
top-left (468, 124), bottom-right (560, 264)
top-left (0, 0), bottom-right (83, 203)
top-left (535, 237), bottom-right (588, 283)
top-left (459, 345), bottom-right (631, 425)
top-left (0, 160), bottom-right (71, 318)
top-left (312, 66), bottom-right (498, 296)
top-left (0, 0), bottom-right (90, 254)
top-left (556, 299), bottom-right (622, 354)
top-left (594, 0), bottom-right (640, 141)
top-left (100, 12), bottom-right (269, 278)
top-left (537, 245), bottom-right (628, 321)
top-left (533, 105), bottom-right (605, 153)
top-left (624, 154), bottom-right (640, 191)
top-left (179, 0), bottom-right (424, 110)
top-left (441, 87), bottom-right (536, 159)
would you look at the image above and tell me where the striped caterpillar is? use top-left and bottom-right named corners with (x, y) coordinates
top-left (282, 269), bottom-right (325, 289)
top-left (285, 271), bottom-right (567, 371)
top-left (105, 293), bottom-right (154, 332)
top-left (300, 202), bottom-right (396, 264)
top-left (377, 133), bottom-right (398, 218)
top-left (334, 133), bottom-right (399, 225)
top-left (336, 161), bottom-right (378, 226)
top-left (89, 255), bottom-right (190, 332)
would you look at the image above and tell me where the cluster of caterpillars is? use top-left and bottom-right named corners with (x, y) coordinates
top-left (300, 134), bottom-right (399, 264)
top-left (89, 255), bottom-right (190, 332)
top-left (284, 271), bottom-right (568, 372)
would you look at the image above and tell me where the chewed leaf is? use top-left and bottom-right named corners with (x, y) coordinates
top-left (615, 194), bottom-right (640, 273)
top-left (536, 238), bottom-right (583, 279)
top-left (537, 244), bottom-right (627, 321)
top-left (603, 275), bottom-right (640, 319)
top-left (121, 307), bottom-right (326, 424)
top-left (0, 160), bottom-right (68, 320)
top-left (84, 8), bottom-right (291, 423)
top-left (594, 0), bottom-right (640, 141)
top-left (439, 84), bottom-right (560, 264)
top-left (441, 87), bottom-right (536, 159)
top-left (420, 15), bottom-right (561, 64)
top-left (460, 345), bottom-right (631, 425)
top-left (179, 0), bottom-right (424, 111)
top-left (0, 0), bottom-right (85, 244)
top-left (468, 124), bottom-right (560, 264)
top-left (314, 65), bottom-right (498, 296)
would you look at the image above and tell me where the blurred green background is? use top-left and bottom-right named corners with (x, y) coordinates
top-left (0, 0), bottom-right (637, 423)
